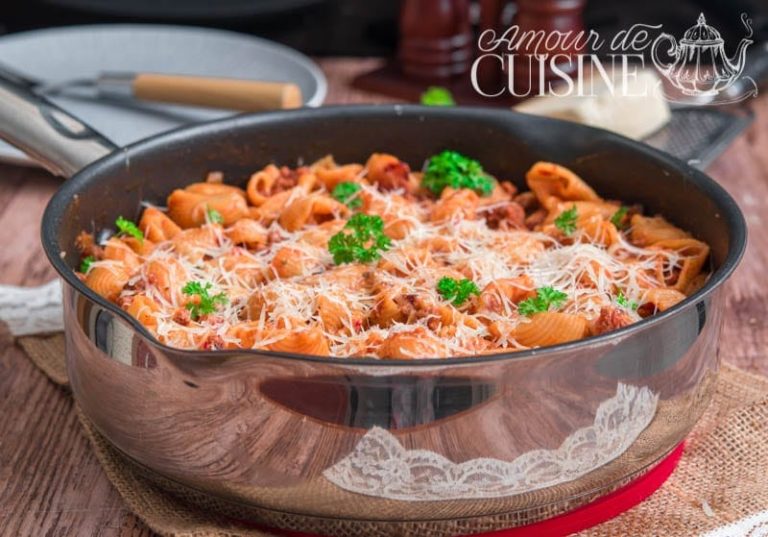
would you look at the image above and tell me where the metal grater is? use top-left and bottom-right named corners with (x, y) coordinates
top-left (644, 108), bottom-right (753, 170)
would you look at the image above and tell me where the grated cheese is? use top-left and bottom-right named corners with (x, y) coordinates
top-left (105, 159), bottom-right (698, 359)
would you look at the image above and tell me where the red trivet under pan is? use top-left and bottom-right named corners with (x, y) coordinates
top-left (250, 443), bottom-right (685, 537)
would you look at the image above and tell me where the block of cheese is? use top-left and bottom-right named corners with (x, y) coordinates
top-left (513, 69), bottom-right (671, 140)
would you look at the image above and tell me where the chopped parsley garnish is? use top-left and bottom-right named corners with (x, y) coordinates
top-left (615, 290), bottom-right (639, 311)
top-left (115, 216), bottom-right (144, 243)
top-left (420, 86), bottom-right (455, 106)
top-left (554, 206), bottom-right (578, 235)
top-left (182, 281), bottom-right (228, 320)
top-left (518, 287), bottom-right (568, 317)
top-left (437, 277), bottom-right (480, 306)
top-left (207, 207), bottom-right (223, 224)
top-left (422, 150), bottom-right (495, 197)
top-left (332, 181), bottom-right (362, 209)
top-left (328, 213), bottom-right (391, 265)
top-left (610, 206), bottom-right (629, 229)
top-left (79, 255), bottom-right (95, 273)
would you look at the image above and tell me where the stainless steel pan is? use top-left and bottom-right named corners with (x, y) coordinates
top-left (0, 76), bottom-right (746, 535)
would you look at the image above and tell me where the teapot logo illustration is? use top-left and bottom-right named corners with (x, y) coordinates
top-left (652, 13), bottom-right (755, 101)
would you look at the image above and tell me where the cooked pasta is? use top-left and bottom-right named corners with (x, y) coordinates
top-left (75, 152), bottom-right (710, 359)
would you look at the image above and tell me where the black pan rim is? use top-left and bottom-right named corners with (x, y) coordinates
top-left (41, 104), bottom-right (748, 366)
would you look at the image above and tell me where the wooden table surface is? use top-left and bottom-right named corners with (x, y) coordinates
top-left (0, 58), bottom-right (766, 536)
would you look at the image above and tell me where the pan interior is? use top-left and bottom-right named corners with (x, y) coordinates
top-left (41, 106), bottom-right (746, 363)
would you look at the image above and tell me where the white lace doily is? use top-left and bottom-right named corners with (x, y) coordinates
top-left (0, 279), bottom-right (63, 336)
top-left (323, 383), bottom-right (658, 501)
top-left (701, 509), bottom-right (768, 537)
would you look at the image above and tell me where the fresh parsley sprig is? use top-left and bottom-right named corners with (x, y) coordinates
top-left (207, 207), bottom-right (223, 224)
top-left (332, 181), bottom-right (362, 209)
top-left (554, 206), bottom-right (578, 235)
top-left (610, 206), bottom-right (629, 230)
top-left (420, 86), bottom-right (455, 106)
top-left (79, 255), bottom-right (95, 273)
top-left (422, 150), bottom-right (495, 197)
top-left (437, 276), bottom-right (480, 306)
top-left (328, 213), bottom-right (392, 265)
top-left (182, 281), bottom-right (228, 320)
top-left (615, 290), bottom-right (639, 311)
top-left (518, 287), bottom-right (568, 317)
top-left (115, 216), bottom-right (144, 243)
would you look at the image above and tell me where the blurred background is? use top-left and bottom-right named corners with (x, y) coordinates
top-left (0, 0), bottom-right (763, 167)
top-left (1, 0), bottom-right (767, 57)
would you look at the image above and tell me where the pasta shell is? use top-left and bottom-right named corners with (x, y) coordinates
top-left (526, 161), bottom-right (600, 209)
top-left (172, 227), bottom-right (219, 263)
top-left (270, 247), bottom-right (317, 279)
top-left (140, 206), bottom-right (181, 242)
top-left (166, 189), bottom-right (207, 228)
top-left (144, 258), bottom-right (188, 302)
top-left (316, 163), bottom-right (364, 190)
top-left (267, 327), bottom-right (330, 356)
top-left (543, 200), bottom-right (618, 225)
top-left (167, 189), bottom-right (248, 228)
top-left (85, 263), bottom-right (131, 302)
top-left (185, 182), bottom-right (246, 198)
top-left (209, 253), bottom-right (264, 288)
top-left (279, 194), bottom-right (347, 232)
top-left (102, 238), bottom-right (141, 271)
top-left (652, 238), bottom-right (710, 291)
top-left (122, 236), bottom-right (155, 257)
top-left (578, 215), bottom-right (620, 247)
top-left (246, 290), bottom-right (268, 321)
top-left (630, 215), bottom-right (690, 246)
top-left (251, 188), bottom-right (295, 224)
top-left (430, 188), bottom-right (479, 222)
top-left (418, 236), bottom-right (459, 253)
top-left (513, 312), bottom-right (589, 347)
top-left (225, 218), bottom-right (268, 249)
top-left (246, 165), bottom-right (281, 206)
top-left (316, 294), bottom-right (364, 335)
top-left (384, 218), bottom-right (414, 240)
top-left (124, 294), bottom-right (160, 330)
top-left (299, 219), bottom-right (346, 247)
top-left (309, 154), bottom-right (336, 171)
top-left (371, 289), bottom-right (402, 328)
top-left (576, 259), bottom-right (614, 289)
top-left (297, 170), bottom-right (317, 191)
top-left (639, 288), bottom-right (687, 315)
top-left (226, 322), bottom-right (267, 349)
top-left (361, 191), bottom-right (416, 221)
top-left (479, 183), bottom-right (516, 206)
top-left (435, 306), bottom-right (483, 330)
top-left (311, 264), bottom-right (370, 290)
top-left (477, 276), bottom-right (536, 314)
top-left (378, 246), bottom-right (437, 277)
top-left (365, 153), bottom-right (414, 192)
top-left (278, 196), bottom-right (317, 232)
top-left (487, 319), bottom-right (517, 341)
top-left (378, 328), bottom-right (446, 359)
top-left (204, 193), bottom-right (250, 226)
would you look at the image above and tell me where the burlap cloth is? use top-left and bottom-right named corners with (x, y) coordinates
top-left (17, 333), bottom-right (768, 537)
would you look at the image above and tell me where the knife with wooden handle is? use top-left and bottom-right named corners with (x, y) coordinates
top-left (96, 72), bottom-right (303, 111)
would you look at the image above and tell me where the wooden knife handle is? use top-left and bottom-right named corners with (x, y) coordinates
top-left (131, 73), bottom-right (303, 111)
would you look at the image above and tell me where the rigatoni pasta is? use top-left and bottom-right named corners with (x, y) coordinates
top-left (75, 151), bottom-right (710, 359)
